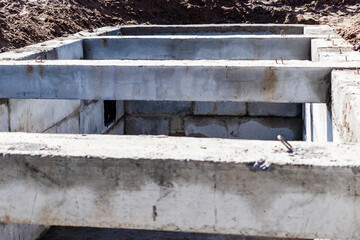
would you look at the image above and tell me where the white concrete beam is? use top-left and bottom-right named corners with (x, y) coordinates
top-left (0, 133), bottom-right (359, 239)
top-left (1, 60), bottom-right (358, 103)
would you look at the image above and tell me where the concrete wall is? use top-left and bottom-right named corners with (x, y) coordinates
top-left (304, 37), bottom-right (354, 142)
top-left (124, 101), bottom-right (302, 140)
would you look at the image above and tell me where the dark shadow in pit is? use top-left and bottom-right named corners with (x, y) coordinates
top-left (39, 227), bottom-right (309, 240)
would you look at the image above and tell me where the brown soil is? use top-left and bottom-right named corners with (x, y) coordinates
top-left (0, 0), bottom-right (359, 51)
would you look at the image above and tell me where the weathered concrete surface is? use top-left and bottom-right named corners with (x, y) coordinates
top-left (0, 100), bottom-right (9, 132)
top-left (0, 133), bottom-right (359, 239)
top-left (311, 38), bottom-right (354, 62)
top-left (9, 99), bottom-right (81, 133)
top-left (184, 117), bottom-right (302, 140)
top-left (126, 101), bottom-right (192, 115)
top-left (247, 103), bottom-right (301, 117)
top-left (0, 60), bottom-right (347, 103)
top-left (83, 36), bottom-right (311, 60)
top-left (332, 70), bottom-right (360, 143)
top-left (116, 24), bottom-right (304, 35)
top-left (194, 102), bottom-right (247, 116)
top-left (125, 116), bottom-right (170, 135)
top-left (0, 223), bottom-right (48, 240)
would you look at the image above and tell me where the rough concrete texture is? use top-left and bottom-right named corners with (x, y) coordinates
top-left (44, 114), bottom-right (80, 134)
top-left (194, 102), bottom-right (247, 116)
top-left (332, 70), bottom-right (360, 143)
top-left (248, 103), bottom-right (301, 117)
top-left (311, 38), bottom-right (354, 62)
top-left (108, 119), bottom-right (125, 135)
top-left (0, 60), bottom-right (347, 103)
top-left (0, 133), bottom-right (359, 239)
top-left (125, 115), bottom-right (169, 135)
top-left (116, 101), bottom-right (125, 120)
top-left (83, 36), bottom-right (311, 60)
top-left (0, 101), bottom-right (9, 132)
top-left (318, 51), bottom-right (360, 62)
top-left (126, 101), bottom-right (191, 114)
top-left (185, 117), bottom-right (302, 140)
top-left (0, 223), bottom-right (48, 240)
top-left (9, 99), bottom-right (81, 133)
top-left (80, 101), bottom-right (107, 134)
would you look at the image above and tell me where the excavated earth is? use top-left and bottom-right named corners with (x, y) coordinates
top-left (0, 0), bottom-right (359, 52)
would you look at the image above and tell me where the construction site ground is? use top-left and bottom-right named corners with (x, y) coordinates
top-left (0, 0), bottom-right (359, 51)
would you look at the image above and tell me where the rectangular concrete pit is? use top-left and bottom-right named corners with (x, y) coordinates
top-left (1, 23), bottom-right (360, 240)
top-left (83, 36), bottom-right (311, 60)
top-left (0, 133), bottom-right (360, 240)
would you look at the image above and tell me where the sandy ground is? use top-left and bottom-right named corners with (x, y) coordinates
top-left (0, 0), bottom-right (359, 52)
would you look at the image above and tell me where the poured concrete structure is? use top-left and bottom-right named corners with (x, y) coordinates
top-left (83, 36), bottom-right (311, 60)
top-left (0, 133), bottom-right (360, 239)
top-left (0, 60), bottom-right (337, 103)
top-left (0, 24), bottom-right (360, 240)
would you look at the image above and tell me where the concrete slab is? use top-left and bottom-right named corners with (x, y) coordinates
top-left (0, 133), bottom-right (359, 239)
top-left (83, 36), bottom-right (311, 60)
top-left (0, 60), bottom-right (355, 103)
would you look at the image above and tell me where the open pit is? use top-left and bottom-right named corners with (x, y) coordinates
top-left (0, 24), bottom-right (359, 240)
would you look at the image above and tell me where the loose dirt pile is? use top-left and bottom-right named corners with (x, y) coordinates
top-left (0, 0), bottom-right (359, 51)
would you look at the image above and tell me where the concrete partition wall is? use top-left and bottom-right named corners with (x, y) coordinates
top-left (304, 36), bottom-right (355, 142)
top-left (124, 101), bottom-right (302, 140)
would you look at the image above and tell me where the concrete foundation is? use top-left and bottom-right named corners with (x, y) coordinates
top-left (0, 23), bottom-right (359, 240)
top-left (0, 133), bottom-right (359, 239)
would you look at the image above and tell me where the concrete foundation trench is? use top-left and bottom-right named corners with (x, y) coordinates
top-left (0, 24), bottom-right (359, 240)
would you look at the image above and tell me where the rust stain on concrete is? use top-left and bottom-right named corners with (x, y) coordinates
top-left (263, 66), bottom-right (278, 101)
top-left (102, 38), bottom-right (108, 48)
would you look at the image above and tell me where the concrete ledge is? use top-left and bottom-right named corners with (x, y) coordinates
top-left (0, 133), bottom-right (359, 239)
top-left (0, 60), bottom-right (349, 103)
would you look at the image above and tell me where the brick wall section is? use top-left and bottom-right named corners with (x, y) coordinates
top-left (124, 101), bottom-right (302, 140)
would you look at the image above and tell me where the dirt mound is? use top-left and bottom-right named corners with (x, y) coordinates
top-left (0, 0), bottom-right (359, 51)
